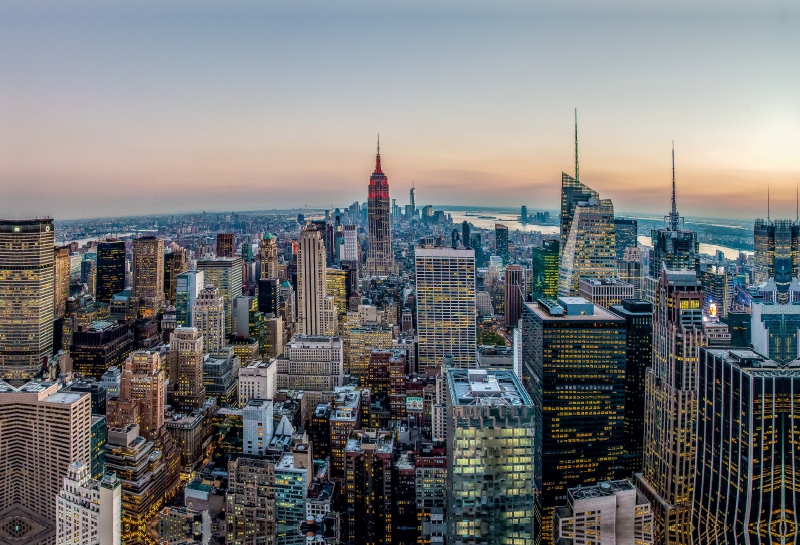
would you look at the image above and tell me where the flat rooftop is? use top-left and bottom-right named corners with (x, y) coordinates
top-left (525, 299), bottom-right (624, 322)
top-left (448, 368), bottom-right (532, 407)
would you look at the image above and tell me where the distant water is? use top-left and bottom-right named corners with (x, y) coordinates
top-left (448, 211), bottom-right (559, 235)
top-left (449, 210), bottom-right (751, 260)
top-left (637, 235), bottom-right (752, 260)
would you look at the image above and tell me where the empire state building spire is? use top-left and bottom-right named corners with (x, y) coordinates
top-left (366, 135), bottom-right (395, 276)
top-left (375, 134), bottom-right (382, 174)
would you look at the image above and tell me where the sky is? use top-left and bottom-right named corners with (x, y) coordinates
top-left (2, 1), bottom-right (799, 221)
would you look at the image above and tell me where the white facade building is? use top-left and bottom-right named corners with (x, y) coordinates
top-left (56, 461), bottom-right (122, 545)
top-left (243, 399), bottom-right (274, 456)
top-left (238, 359), bottom-right (277, 406)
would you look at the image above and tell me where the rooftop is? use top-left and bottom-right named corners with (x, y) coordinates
top-left (525, 298), bottom-right (623, 322)
top-left (448, 368), bottom-right (532, 407)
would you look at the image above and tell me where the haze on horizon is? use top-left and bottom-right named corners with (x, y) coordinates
top-left (2, 0), bottom-right (799, 221)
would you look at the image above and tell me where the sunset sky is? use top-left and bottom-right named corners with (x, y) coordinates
top-left (2, 1), bottom-right (799, 220)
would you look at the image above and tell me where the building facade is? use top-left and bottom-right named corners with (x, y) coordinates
top-left (56, 462), bottom-right (122, 545)
top-left (169, 328), bottom-right (206, 412)
top-left (131, 236), bottom-right (165, 318)
top-left (96, 239), bottom-right (126, 304)
top-left (297, 226), bottom-right (328, 336)
top-left (415, 247), bottom-right (476, 372)
top-left (0, 219), bottom-right (55, 383)
top-left (522, 297), bottom-right (627, 544)
top-left (446, 368), bottom-right (535, 545)
top-left (196, 257), bottom-right (243, 337)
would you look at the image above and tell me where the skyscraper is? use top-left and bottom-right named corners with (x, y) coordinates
top-left (609, 299), bottom-right (653, 473)
top-left (193, 284), bottom-right (225, 352)
top-left (56, 462), bottom-right (122, 545)
top-left (495, 223), bottom-right (509, 264)
top-left (216, 233), bottom-right (235, 258)
top-left (54, 245), bottom-right (71, 319)
top-left (196, 256), bottom-right (243, 337)
top-left (260, 233), bottom-right (278, 279)
top-left (0, 218), bottom-right (55, 384)
top-left (175, 270), bottom-right (204, 327)
top-left (617, 246), bottom-right (645, 299)
top-left (530, 239), bottom-right (559, 301)
top-left (116, 350), bottom-right (166, 441)
top-left (558, 175), bottom-right (616, 296)
top-left (504, 264), bottom-right (523, 327)
top-left (0, 381), bottom-right (92, 537)
top-left (462, 221), bottom-right (471, 249)
top-left (649, 148), bottom-right (698, 279)
top-left (131, 236), bottom-right (165, 318)
top-left (415, 247), bottom-right (476, 372)
top-left (96, 238), bottom-right (126, 303)
top-left (169, 327), bottom-right (207, 412)
top-left (365, 137), bottom-right (395, 276)
top-left (446, 368), bottom-right (535, 545)
top-left (693, 348), bottom-right (800, 544)
top-left (636, 270), bottom-right (708, 545)
top-left (297, 225), bottom-right (328, 336)
top-left (163, 250), bottom-right (187, 304)
top-left (522, 297), bottom-right (627, 544)
top-left (614, 217), bottom-right (638, 260)
top-left (753, 218), bottom-right (800, 301)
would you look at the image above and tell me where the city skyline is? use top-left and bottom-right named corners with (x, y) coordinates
top-left (3, 1), bottom-right (799, 220)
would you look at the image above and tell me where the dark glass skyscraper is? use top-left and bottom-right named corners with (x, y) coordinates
top-left (522, 297), bottom-right (626, 544)
top-left (753, 218), bottom-right (800, 300)
top-left (693, 348), bottom-right (800, 544)
top-left (495, 223), bottom-right (509, 264)
top-left (609, 299), bottom-right (653, 473)
top-left (614, 217), bottom-right (638, 260)
top-left (461, 221), bottom-right (471, 249)
top-left (530, 240), bottom-right (559, 301)
top-left (96, 239), bottom-right (126, 303)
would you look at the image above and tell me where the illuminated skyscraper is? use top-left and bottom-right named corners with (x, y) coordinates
top-left (96, 239), bottom-right (126, 303)
top-left (753, 218), bottom-right (800, 301)
top-left (163, 250), bottom-right (187, 304)
top-left (216, 233), bottom-right (235, 258)
top-left (693, 348), bottom-right (800, 544)
top-left (609, 299), bottom-right (653, 473)
top-left (415, 247), bottom-right (476, 371)
top-left (169, 328), bottom-right (206, 412)
top-left (297, 226), bottom-right (328, 336)
top-left (260, 233), bottom-right (278, 280)
top-left (636, 270), bottom-right (709, 545)
top-left (649, 147), bottom-right (698, 279)
top-left (193, 284), bottom-right (225, 353)
top-left (557, 175), bottom-right (616, 296)
top-left (495, 223), bottom-right (509, 264)
top-left (522, 297), bottom-right (627, 544)
top-left (446, 368), bottom-right (535, 545)
top-left (530, 239), bottom-right (559, 301)
top-left (0, 218), bottom-right (55, 383)
top-left (116, 350), bottom-right (166, 441)
top-left (131, 236), bottom-right (165, 318)
top-left (365, 137), bottom-right (395, 276)
top-left (617, 246), bottom-right (645, 299)
top-left (196, 257), bottom-right (243, 337)
top-left (410, 184), bottom-right (416, 216)
top-left (54, 245), bottom-right (71, 319)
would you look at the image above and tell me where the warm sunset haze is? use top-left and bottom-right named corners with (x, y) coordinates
top-left (2, 0), bottom-right (798, 219)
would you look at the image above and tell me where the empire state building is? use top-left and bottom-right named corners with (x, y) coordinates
top-left (366, 137), bottom-right (395, 276)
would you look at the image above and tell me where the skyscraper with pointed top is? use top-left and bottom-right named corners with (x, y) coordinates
top-left (558, 112), bottom-right (616, 296)
top-left (648, 145), bottom-right (698, 280)
top-left (366, 136), bottom-right (395, 276)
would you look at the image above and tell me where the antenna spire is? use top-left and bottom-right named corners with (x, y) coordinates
top-left (574, 109), bottom-right (579, 181)
top-left (374, 134), bottom-right (382, 174)
top-left (670, 141), bottom-right (678, 230)
top-left (768, 182), bottom-right (770, 222)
